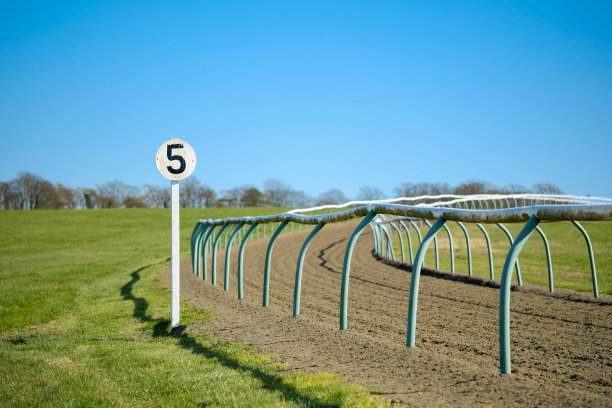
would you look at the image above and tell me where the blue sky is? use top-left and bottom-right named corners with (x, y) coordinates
top-left (1, 0), bottom-right (611, 199)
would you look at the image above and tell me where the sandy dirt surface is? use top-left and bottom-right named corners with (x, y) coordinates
top-left (162, 221), bottom-right (612, 406)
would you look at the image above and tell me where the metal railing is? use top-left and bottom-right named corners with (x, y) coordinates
top-left (190, 194), bottom-right (612, 374)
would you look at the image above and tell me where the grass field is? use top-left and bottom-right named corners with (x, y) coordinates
top-left (390, 220), bottom-right (612, 294)
top-left (0, 208), bottom-right (386, 407)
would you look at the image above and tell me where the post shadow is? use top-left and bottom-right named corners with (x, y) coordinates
top-left (121, 261), bottom-right (342, 408)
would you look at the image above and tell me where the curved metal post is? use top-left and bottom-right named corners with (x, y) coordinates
top-left (500, 215), bottom-right (540, 374)
top-left (263, 218), bottom-right (290, 307)
top-left (424, 220), bottom-right (439, 269)
top-left (367, 224), bottom-right (379, 254)
top-left (293, 220), bottom-right (326, 316)
top-left (203, 225), bottom-right (217, 280)
top-left (389, 222), bottom-right (405, 262)
top-left (191, 223), bottom-right (206, 277)
top-left (409, 220), bottom-right (424, 265)
top-left (211, 223), bottom-right (230, 286)
top-left (379, 224), bottom-right (396, 262)
top-left (476, 223), bottom-right (494, 279)
top-left (374, 225), bottom-right (385, 257)
top-left (340, 210), bottom-right (377, 330)
top-left (456, 222), bottom-right (472, 276)
top-left (224, 222), bottom-right (245, 291)
top-left (409, 220), bottom-right (423, 243)
top-left (190, 223), bottom-right (201, 272)
top-left (223, 228), bottom-right (229, 249)
top-left (442, 223), bottom-right (454, 273)
top-left (407, 216), bottom-right (446, 347)
top-left (534, 226), bottom-right (554, 292)
top-left (497, 224), bottom-right (522, 286)
top-left (571, 221), bottom-right (599, 298)
top-left (200, 225), bottom-right (216, 281)
top-left (375, 223), bottom-right (383, 255)
top-left (237, 222), bottom-right (258, 299)
top-left (398, 221), bottom-right (414, 263)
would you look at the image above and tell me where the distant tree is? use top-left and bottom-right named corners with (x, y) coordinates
top-left (242, 187), bottom-right (267, 207)
top-left (198, 185), bottom-right (216, 207)
top-left (263, 179), bottom-right (292, 207)
top-left (12, 172), bottom-right (58, 209)
top-left (0, 181), bottom-right (19, 210)
top-left (394, 182), bottom-right (451, 197)
top-left (123, 195), bottom-right (147, 208)
top-left (504, 183), bottom-right (530, 194)
top-left (55, 183), bottom-right (78, 209)
top-left (357, 186), bottom-right (384, 201)
top-left (179, 177), bottom-right (216, 208)
top-left (533, 183), bottom-right (563, 195)
top-left (96, 181), bottom-right (139, 208)
top-left (181, 178), bottom-right (197, 207)
top-left (316, 189), bottom-right (348, 206)
top-left (0, 182), bottom-right (8, 209)
top-left (286, 190), bottom-right (313, 207)
top-left (143, 185), bottom-right (171, 208)
top-left (453, 181), bottom-right (488, 195)
top-left (83, 189), bottom-right (98, 209)
top-left (220, 187), bottom-right (246, 207)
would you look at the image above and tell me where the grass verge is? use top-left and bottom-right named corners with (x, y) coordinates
top-left (0, 208), bottom-right (386, 407)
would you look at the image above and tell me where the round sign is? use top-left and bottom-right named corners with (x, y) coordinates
top-left (155, 138), bottom-right (197, 181)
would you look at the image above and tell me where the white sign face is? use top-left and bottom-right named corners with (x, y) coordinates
top-left (155, 138), bottom-right (197, 181)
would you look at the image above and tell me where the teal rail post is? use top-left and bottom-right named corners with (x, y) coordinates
top-left (340, 210), bottom-right (377, 330)
top-left (389, 222), bottom-right (405, 262)
top-left (407, 216), bottom-right (446, 347)
top-left (224, 222), bottom-right (245, 291)
top-left (534, 226), bottom-right (554, 292)
top-left (376, 225), bottom-right (387, 258)
top-left (424, 220), bottom-right (439, 269)
top-left (374, 224), bottom-right (383, 255)
top-left (190, 223), bottom-right (201, 274)
top-left (197, 224), bottom-right (211, 277)
top-left (191, 223), bottom-right (206, 277)
top-left (211, 223), bottom-right (230, 286)
top-left (399, 221), bottom-right (414, 263)
top-left (476, 223), bottom-right (494, 279)
top-left (201, 224), bottom-right (216, 281)
top-left (442, 223), bottom-right (454, 273)
top-left (237, 222), bottom-right (258, 299)
top-left (367, 224), bottom-right (380, 254)
top-left (497, 224), bottom-right (522, 286)
top-left (571, 221), bottom-right (599, 298)
top-left (409, 220), bottom-right (424, 265)
top-left (456, 222), bottom-right (472, 276)
top-left (499, 215), bottom-right (540, 374)
top-left (379, 224), bottom-right (396, 262)
top-left (263, 219), bottom-right (290, 307)
top-left (293, 220), bottom-right (325, 316)
top-left (409, 220), bottom-right (423, 242)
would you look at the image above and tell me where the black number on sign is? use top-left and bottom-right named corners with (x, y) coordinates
top-left (166, 144), bottom-right (186, 174)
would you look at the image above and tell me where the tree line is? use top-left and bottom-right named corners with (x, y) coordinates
top-left (0, 172), bottom-right (563, 210)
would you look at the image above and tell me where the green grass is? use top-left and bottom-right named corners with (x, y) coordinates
top-left (391, 220), bottom-right (612, 294)
top-left (0, 208), bottom-right (386, 407)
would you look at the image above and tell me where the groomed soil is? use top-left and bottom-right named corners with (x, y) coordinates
top-left (162, 221), bottom-right (612, 407)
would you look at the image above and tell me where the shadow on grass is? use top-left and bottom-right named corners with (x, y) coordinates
top-left (121, 262), bottom-right (342, 408)
top-left (120, 259), bottom-right (170, 323)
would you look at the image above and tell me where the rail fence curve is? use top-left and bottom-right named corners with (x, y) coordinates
top-left (190, 194), bottom-right (612, 374)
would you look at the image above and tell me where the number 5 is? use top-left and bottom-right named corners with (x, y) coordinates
top-left (167, 144), bottom-right (186, 174)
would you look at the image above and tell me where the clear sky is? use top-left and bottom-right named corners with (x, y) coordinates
top-left (1, 0), bottom-right (611, 199)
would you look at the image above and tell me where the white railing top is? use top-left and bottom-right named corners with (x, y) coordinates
top-left (198, 194), bottom-right (612, 226)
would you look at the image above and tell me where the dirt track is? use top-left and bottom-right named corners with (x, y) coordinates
top-left (163, 221), bottom-right (612, 406)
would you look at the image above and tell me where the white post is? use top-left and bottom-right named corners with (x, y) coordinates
top-left (156, 138), bottom-right (196, 331)
top-left (171, 180), bottom-right (180, 329)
